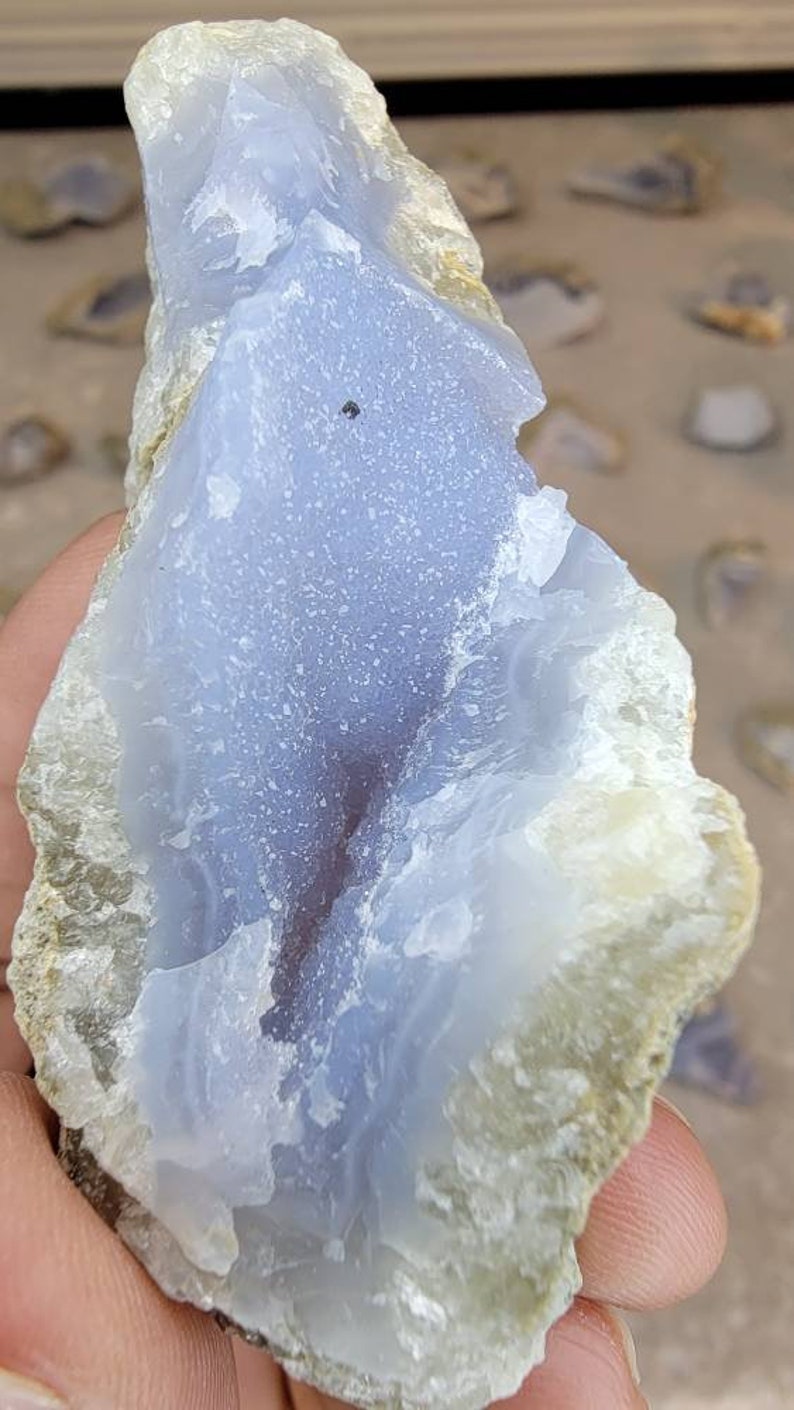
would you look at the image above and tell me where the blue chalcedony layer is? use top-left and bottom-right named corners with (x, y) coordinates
top-left (100, 64), bottom-right (627, 1273)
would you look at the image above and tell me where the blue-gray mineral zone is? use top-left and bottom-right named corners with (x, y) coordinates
top-left (100, 67), bottom-right (627, 1258)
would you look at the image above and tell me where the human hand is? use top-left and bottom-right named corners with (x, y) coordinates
top-left (0, 516), bottom-right (727, 1409)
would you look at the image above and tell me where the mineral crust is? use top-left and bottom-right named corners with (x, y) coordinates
top-left (10, 21), bottom-right (759, 1410)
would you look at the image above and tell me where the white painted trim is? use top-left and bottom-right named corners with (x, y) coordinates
top-left (2, 3), bottom-right (794, 87)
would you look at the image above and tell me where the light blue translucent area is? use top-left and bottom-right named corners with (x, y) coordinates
top-left (270, 512), bottom-right (631, 1246)
top-left (101, 216), bottom-right (547, 1207)
top-left (194, 506), bottom-right (633, 1361)
top-left (105, 220), bottom-right (538, 974)
top-left (139, 63), bottom-right (398, 341)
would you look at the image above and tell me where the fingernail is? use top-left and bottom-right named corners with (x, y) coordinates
top-left (611, 1311), bottom-right (641, 1387)
top-left (655, 1092), bottom-right (694, 1132)
top-left (0, 1368), bottom-right (66, 1408)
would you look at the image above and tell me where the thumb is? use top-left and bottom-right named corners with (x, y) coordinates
top-left (0, 1074), bottom-right (240, 1410)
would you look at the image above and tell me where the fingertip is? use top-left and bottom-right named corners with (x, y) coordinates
top-left (0, 1071), bottom-right (57, 1149)
top-left (233, 1340), bottom-right (288, 1409)
top-left (0, 512), bottom-right (124, 782)
top-left (578, 1094), bottom-right (727, 1311)
top-left (0, 1072), bottom-right (238, 1410)
top-left (498, 1298), bottom-right (646, 1410)
top-left (0, 510), bottom-right (122, 668)
top-left (0, 514), bottom-right (126, 1080)
top-left (0, 994), bottom-right (31, 1074)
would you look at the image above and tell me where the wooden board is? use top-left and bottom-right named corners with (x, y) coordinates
top-left (2, 1), bottom-right (794, 87)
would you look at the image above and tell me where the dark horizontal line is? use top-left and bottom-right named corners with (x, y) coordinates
top-left (0, 86), bottom-right (128, 130)
top-left (1, 68), bottom-right (793, 130)
top-left (384, 68), bottom-right (794, 118)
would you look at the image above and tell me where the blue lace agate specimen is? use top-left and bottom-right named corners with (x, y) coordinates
top-left (11, 21), bottom-right (758, 1410)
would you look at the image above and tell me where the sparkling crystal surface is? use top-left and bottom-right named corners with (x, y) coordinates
top-left (10, 22), bottom-right (759, 1410)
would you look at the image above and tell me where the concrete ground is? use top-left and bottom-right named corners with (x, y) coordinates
top-left (1, 103), bottom-right (793, 1407)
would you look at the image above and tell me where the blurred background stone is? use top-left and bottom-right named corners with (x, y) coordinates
top-left (0, 154), bottom-right (138, 237)
top-left (690, 267), bottom-right (792, 345)
top-left (696, 539), bottom-right (767, 628)
top-left (489, 259), bottom-right (605, 350)
top-left (567, 136), bottom-right (721, 215)
top-left (686, 384), bottom-right (778, 452)
top-left (736, 704), bottom-right (794, 793)
top-left (0, 414), bottom-right (70, 485)
top-left (521, 399), bottom-right (626, 478)
top-left (47, 269), bottom-right (150, 344)
top-left (432, 156), bottom-right (518, 222)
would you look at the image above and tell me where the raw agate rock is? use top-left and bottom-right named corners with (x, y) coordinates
top-left (489, 260), bottom-right (604, 351)
top-left (433, 158), bottom-right (517, 223)
top-left (11, 21), bottom-right (759, 1410)
top-left (0, 415), bottom-right (70, 486)
top-left (737, 704), bottom-right (794, 793)
top-left (686, 384), bottom-right (778, 452)
top-left (0, 155), bottom-right (137, 238)
top-left (568, 137), bottom-right (720, 216)
top-left (696, 539), bottom-right (767, 628)
top-left (670, 1001), bottom-right (759, 1105)
top-left (691, 269), bottom-right (792, 345)
top-left (522, 400), bottom-right (626, 478)
top-left (47, 271), bottom-right (151, 345)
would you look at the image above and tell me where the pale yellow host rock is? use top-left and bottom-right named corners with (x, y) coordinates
top-left (11, 20), bottom-right (759, 1410)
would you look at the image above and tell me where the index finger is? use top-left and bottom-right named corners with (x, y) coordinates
top-left (0, 513), bottom-right (123, 1070)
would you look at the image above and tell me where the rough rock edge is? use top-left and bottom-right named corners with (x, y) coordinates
top-left (123, 18), bottom-right (506, 507)
top-left (9, 20), bottom-right (760, 1410)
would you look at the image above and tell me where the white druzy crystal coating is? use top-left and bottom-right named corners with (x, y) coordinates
top-left (11, 21), bottom-right (758, 1410)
